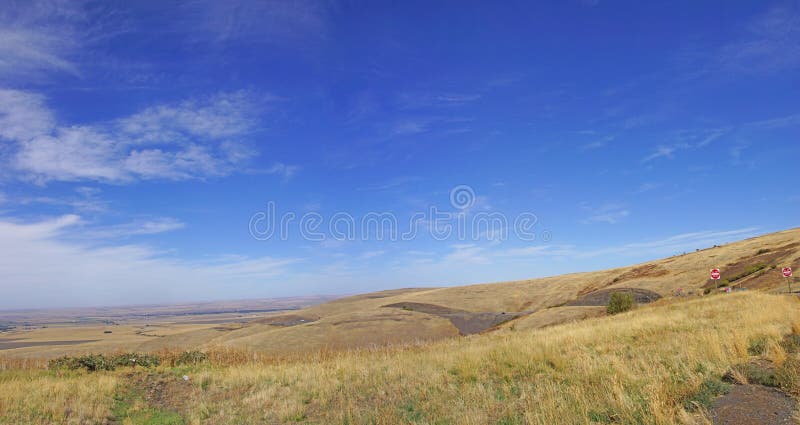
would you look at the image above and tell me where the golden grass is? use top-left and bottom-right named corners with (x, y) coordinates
top-left (3, 228), bottom-right (798, 360)
top-left (0, 370), bottom-right (117, 425)
top-left (1, 292), bottom-right (799, 424)
top-left (179, 292), bottom-right (798, 424)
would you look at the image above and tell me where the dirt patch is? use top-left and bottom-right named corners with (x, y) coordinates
top-left (255, 314), bottom-right (318, 327)
top-left (578, 264), bottom-right (669, 296)
top-left (108, 371), bottom-right (195, 424)
top-left (382, 302), bottom-right (522, 335)
top-left (567, 288), bottom-right (662, 307)
top-left (709, 384), bottom-right (797, 424)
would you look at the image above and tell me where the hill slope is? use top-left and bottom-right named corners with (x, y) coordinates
top-left (3, 291), bottom-right (799, 424)
top-left (201, 228), bottom-right (800, 354)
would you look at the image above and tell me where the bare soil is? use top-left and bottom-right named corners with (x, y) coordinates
top-left (710, 384), bottom-right (798, 424)
top-left (382, 302), bottom-right (522, 335)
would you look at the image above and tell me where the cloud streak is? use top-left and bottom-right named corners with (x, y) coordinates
top-left (0, 215), bottom-right (299, 308)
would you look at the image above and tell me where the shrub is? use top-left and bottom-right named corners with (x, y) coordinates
top-left (48, 353), bottom-right (161, 372)
top-left (607, 292), bottom-right (635, 315)
top-left (728, 263), bottom-right (768, 283)
top-left (112, 353), bottom-right (160, 368)
top-left (175, 350), bottom-right (208, 366)
top-left (49, 354), bottom-right (116, 372)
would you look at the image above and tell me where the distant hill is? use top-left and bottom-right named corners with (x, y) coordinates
top-left (195, 227), bottom-right (800, 354)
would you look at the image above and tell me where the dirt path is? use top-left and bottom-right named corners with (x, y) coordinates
top-left (382, 302), bottom-right (522, 334)
top-left (710, 384), bottom-right (798, 424)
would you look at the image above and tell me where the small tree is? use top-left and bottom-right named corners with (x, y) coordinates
top-left (607, 292), bottom-right (635, 314)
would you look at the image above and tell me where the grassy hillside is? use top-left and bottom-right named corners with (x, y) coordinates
top-left (206, 227), bottom-right (800, 354)
top-left (2, 292), bottom-right (799, 424)
top-left (1, 228), bottom-right (798, 359)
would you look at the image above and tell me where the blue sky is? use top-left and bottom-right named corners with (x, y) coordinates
top-left (0, 1), bottom-right (798, 309)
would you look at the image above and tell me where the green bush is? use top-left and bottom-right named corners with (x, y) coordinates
top-left (49, 354), bottom-right (116, 372)
top-left (112, 353), bottom-right (160, 368)
top-left (607, 292), bottom-right (635, 315)
top-left (48, 352), bottom-right (161, 372)
top-left (175, 350), bottom-right (208, 366)
top-left (728, 263), bottom-right (767, 283)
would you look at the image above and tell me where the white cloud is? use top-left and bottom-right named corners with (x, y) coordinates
top-left (0, 215), bottom-right (299, 308)
top-left (180, 0), bottom-right (328, 45)
top-left (18, 126), bottom-right (126, 182)
top-left (715, 5), bottom-right (800, 76)
top-left (397, 92), bottom-right (482, 109)
top-left (642, 144), bottom-right (685, 162)
top-left (0, 89), bottom-right (55, 141)
top-left (79, 217), bottom-right (186, 239)
top-left (118, 91), bottom-right (264, 142)
top-left (0, 1), bottom-right (83, 80)
top-left (581, 203), bottom-right (630, 224)
top-left (359, 250), bottom-right (386, 260)
top-left (579, 135), bottom-right (615, 151)
top-left (575, 228), bottom-right (760, 259)
top-left (633, 182), bottom-right (661, 194)
top-left (1, 90), bottom-right (273, 184)
top-left (264, 162), bottom-right (300, 181)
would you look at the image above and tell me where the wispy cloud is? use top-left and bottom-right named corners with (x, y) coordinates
top-left (633, 182), bottom-right (661, 194)
top-left (13, 186), bottom-right (109, 213)
top-left (397, 92), bottom-right (482, 109)
top-left (0, 0), bottom-right (85, 81)
top-left (0, 215), bottom-right (298, 308)
top-left (357, 176), bottom-right (422, 191)
top-left (79, 217), bottom-right (186, 239)
top-left (581, 203), bottom-right (630, 224)
top-left (714, 4), bottom-right (800, 76)
top-left (0, 89), bottom-right (55, 141)
top-left (642, 144), bottom-right (686, 162)
top-left (359, 250), bottom-right (386, 260)
top-left (641, 128), bottom-right (728, 162)
top-left (579, 135), bottom-right (615, 151)
top-left (0, 90), bottom-right (277, 184)
top-left (575, 227), bottom-right (760, 258)
top-left (178, 0), bottom-right (329, 46)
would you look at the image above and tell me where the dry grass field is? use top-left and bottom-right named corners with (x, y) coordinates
top-left (1, 292), bottom-right (799, 424)
top-left (1, 228), bottom-right (799, 424)
top-left (212, 227), bottom-right (800, 354)
top-left (1, 228), bottom-right (798, 359)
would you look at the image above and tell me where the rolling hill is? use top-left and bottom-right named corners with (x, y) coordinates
top-left (197, 227), bottom-right (800, 354)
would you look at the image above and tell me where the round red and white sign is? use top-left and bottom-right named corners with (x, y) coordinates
top-left (783, 267), bottom-right (793, 278)
top-left (711, 268), bottom-right (721, 280)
